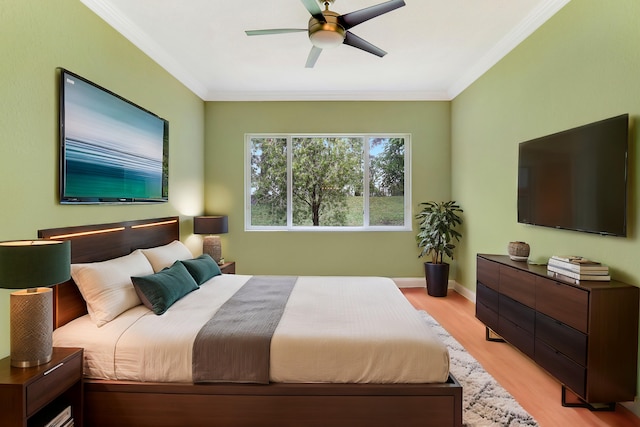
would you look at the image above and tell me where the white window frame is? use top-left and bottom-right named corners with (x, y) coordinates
top-left (245, 133), bottom-right (411, 232)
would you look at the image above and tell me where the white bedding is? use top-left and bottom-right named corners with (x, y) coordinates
top-left (53, 275), bottom-right (450, 384)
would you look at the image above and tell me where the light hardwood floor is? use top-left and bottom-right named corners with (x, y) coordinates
top-left (401, 286), bottom-right (640, 427)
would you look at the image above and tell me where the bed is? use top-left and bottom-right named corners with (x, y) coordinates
top-left (39, 217), bottom-right (463, 427)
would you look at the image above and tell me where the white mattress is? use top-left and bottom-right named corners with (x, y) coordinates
top-left (53, 275), bottom-right (450, 384)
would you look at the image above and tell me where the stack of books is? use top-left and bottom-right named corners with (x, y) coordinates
top-left (45, 406), bottom-right (73, 427)
top-left (547, 255), bottom-right (610, 282)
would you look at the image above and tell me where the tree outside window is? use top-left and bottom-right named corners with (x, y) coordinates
top-left (247, 134), bottom-right (410, 231)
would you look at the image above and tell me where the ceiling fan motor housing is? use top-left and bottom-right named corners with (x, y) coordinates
top-left (308, 11), bottom-right (345, 48)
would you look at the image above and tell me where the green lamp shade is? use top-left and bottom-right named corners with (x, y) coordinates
top-left (0, 240), bottom-right (71, 289)
top-left (0, 239), bottom-right (71, 367)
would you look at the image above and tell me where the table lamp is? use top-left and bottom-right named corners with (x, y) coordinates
top-left (0, 239), bottom-right (71, 367)
top-left (193, 216), bottom-right (228, 264)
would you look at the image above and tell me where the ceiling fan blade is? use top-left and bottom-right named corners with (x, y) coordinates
top-left (305, 46), bottom-right (323, 68)
top-left (300, 0), bottom-right (326, 22)
top-left (245, 29), bottom-right (307, 36)
top-left (343, 31), bottom-right (387, 57)
top-left (339, 0), bottom-right (405, 30)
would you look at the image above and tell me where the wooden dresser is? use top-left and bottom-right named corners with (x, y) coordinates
top-left (476, 254), bottom-right (639, 409)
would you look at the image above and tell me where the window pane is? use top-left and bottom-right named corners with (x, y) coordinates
top-left (246, 133), bottom-right (409, 231)
top-left (250, 137), bottom-right (287, 226)
top-left (369, 137), bottom-right (405, 226)
top-left (291, 137), bottom-right (364, 226)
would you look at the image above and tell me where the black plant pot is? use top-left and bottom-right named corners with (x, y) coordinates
top-left (424, 262), bottom-right (450, 297)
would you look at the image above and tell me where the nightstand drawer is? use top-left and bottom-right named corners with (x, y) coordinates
top-left (26, 352), bottom-right (82, 417)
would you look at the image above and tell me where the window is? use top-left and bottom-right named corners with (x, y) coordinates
top-left (246, 134), bottom-right (411, 231)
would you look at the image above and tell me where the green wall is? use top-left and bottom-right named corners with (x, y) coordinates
top-left (3, 0), bottom-right (639, 408)
top-left (451, 0), bottom-right (640, 407)
top-left (204, 101), bottom-right (451, 277)
top-left (0, 0), bottom-right (205, 359)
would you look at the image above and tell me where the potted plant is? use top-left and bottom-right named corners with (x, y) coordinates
top-left (415, 201), bottom-right (463, 297)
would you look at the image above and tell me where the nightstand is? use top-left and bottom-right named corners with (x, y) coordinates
top-left (220, 261), bottom-right (235, 274)
top-left (0, 347), bottom-right (83, 427)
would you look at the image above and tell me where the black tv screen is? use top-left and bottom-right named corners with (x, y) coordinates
top-left (59, 69), bottom-right (169, 204)
top-left (517, 114), bottom-right (628, 236)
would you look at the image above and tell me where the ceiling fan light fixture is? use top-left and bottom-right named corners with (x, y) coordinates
top-left (308, 10), bottom-right (345, 49)
top-left (309, 26), bottom-right (345, 48)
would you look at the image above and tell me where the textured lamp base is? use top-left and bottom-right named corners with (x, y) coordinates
top-left (203, 235), bottom-right (222, 264)
top-left (10, 288), bottom-right (53, 367)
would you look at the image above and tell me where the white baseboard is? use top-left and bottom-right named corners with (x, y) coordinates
top-left (392, 277), bottom-right (425, 288)
top-left (621, 398), bottom-right (640, 418)
top-left (452, 280), bottom-right (476, 302)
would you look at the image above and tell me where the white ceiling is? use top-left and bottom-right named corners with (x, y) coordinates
top-left (80, 0), bottom-right (570, 101)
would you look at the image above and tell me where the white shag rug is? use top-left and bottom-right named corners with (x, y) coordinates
top-left (419, 310), bottom-right (539, 427)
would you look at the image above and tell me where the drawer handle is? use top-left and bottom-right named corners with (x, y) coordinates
top-left (43, 362), bottom-right (64, 376)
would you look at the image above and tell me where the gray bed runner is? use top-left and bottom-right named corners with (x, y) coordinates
top-left (192, 276), bottom-right (297, 384)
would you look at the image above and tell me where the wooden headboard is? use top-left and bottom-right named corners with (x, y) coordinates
top-left (38, 217), bottom-right (180, 329)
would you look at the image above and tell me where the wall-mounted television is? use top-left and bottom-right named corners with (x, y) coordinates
top-left (59, 68), bottom-right (169, 204)
top-left (517, 114), bottom-right (629, 237)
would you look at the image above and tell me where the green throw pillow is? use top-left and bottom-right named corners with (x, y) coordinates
top-left (180, 254), bottom-right (222, 285)
top-left (132, 261), bottom-right (198, 315)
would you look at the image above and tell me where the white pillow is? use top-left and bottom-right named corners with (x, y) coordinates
top-left (141, 240), bottom-right (193, 272)
top-left (71, 249), bottom-right (154, 327)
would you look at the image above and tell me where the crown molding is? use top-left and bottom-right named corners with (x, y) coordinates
top-left (448, 0), bottom-right (571, 99)
top-left (80, 0), bottom-right (209, 99)
top-left (204, 89), bottom-right (452, 102)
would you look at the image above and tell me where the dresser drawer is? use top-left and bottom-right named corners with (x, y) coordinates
top-left (499, 266), bottom-right (536, 308)
top-left (535, 277), bottom-right (589, 333)
top-left (476, 300), bottom-right (499, 332)
top-left (499, 315), bottom-right (534, 359)
top-left (535, 338), bottom-right (586, 398)
top-left (477, 257), bottom-right (500, 291)
top-left (499, 294), bottom-right (535, 334)
top-left (536, 312), bottom-right (587, 366)
top-left (26, 351), bottom-right (82, 416)
top-left (477, 282), bottom-right (499, 313)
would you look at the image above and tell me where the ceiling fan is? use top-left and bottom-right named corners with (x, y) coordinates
top-left (245, 0), bottom-right (406, 68)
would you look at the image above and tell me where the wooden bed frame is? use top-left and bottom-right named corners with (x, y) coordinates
top-left (39, 217), bottom-right (463, 427)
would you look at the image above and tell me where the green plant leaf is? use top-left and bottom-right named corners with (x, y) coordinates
top-left (415, 200), bottom-right (463, 264)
